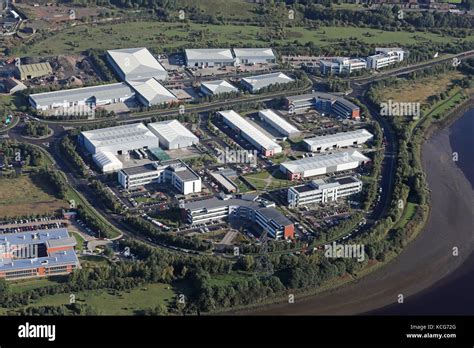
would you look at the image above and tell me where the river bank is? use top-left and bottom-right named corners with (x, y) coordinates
top-left (234, 102), bottom-right (473, 315)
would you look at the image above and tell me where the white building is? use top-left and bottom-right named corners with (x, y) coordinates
top-left (367, 48), bottom-right (405, 70)
top-left (92, 151), bottom-right (123, 173)
top-left (320, 57), bottom-right (367, 75)
top-left (147, 119), bottom-right (199, 150)
top-left (29, 83), bottom-right (135, 112)
top-left (185, 48), bottom-right (235, 68)
top-left (241, 72), bottom-right (293, 93)
top-left (200, 80), bottom-right (239, 96)
top-left (288, 176), bottom-right (362, 207)
top-left (219, 110), bottom-right (282, 157)
top-left (280, 150), bottom-right (370, 181)
top-left (182, 195), bottom-right (294, 239)
top-left (258, 109), bottom-right (301, 139)
top-left (304, 129), bottom-right (373, 152)
top-left (107, 47), bottom-right (168, 81)
top-left (233, 48), bottom-right (276, 65)
top-left (118, 159), bottom-right (201, 195)
top-left (128, 78), bottom-right (177, 107)
top-left (81, 123), bottom-right (159, 155)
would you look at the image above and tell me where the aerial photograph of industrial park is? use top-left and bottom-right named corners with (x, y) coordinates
top-left (0, 0), bottom-right (473, 346)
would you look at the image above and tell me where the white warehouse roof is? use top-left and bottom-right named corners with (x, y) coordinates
top-left (185, 49), bottom-right (234, 62)
top-left (304, 129), bottom-right (373, 150)
top-left (242, 72), bottom-right (293, 91)
top-left (148, 120), bottom-right (198, 148)
top-left (201, 80), bottom-right (238, 95)
top-left (218, 110), bottom-right (282, 153)
top-left (281, 150), bottom-right (370, 174)
top-left (128, 78), bottom-right (177, 106)
top-left (107, 47), bottom-right (168, 81)
top-left (233, 48), bottom-right (275, 59)
top-left (30, 82), bottom-right (134, 108)
top-left (92, 151), bottom-right (123, 173)
top-left (259, 109), bottom-right (300, 137)
top-left (82, 123), bottom-right (158, 153)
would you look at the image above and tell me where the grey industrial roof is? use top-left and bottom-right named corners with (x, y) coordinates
top-left (173, 167), bottom-right (199, 181)
top-left (334, 176), bottom-right (360, 185)
top-left (286, 92), bottom-right (338, 103)
top-left (281, 150), bottom-right (370, 174)
top-left (30, 82), bottom-right (135, 106)
top-left (147, 120), bottom-right (198, 145)
top-left (81, 123), bottom-right (158, 149)
top-left (120, 163), bottom-right (157, 176)
top-left (107, 47), bottom-right (168, 81)
top-left (185, 48), bottom-right (234, 61)
top-left (92, 151), bottom-right (123, 168)
top-left (128, 78), bottom-right (177, 105)
top-left (233, 48), bottom-right (275, 59)
top-left (242, 72), bottom-right (293, 91)
top-left (259, 109), bottom-right (300, 134)
top-left (304, 129), bottom-right (373, 148)
top-left (219, 110), bottom-right (281, 152)
top-left (201, 80), bottom-right (238, 94)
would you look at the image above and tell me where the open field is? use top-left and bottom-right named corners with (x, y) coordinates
top-left (9, 276), bottom-right (67, 294)
top-left (375, 71), bottom-right (464, 105)
top-left (21, 283), bottom-right (175, 315)
top-left (0, 175), bottom-right (68, 218)
top-left (394, 202), bottom-right (417, 230)
top-left (20, 21), bottom-right (473, 57)
top-left (244, 168), bottom-right (292, 190)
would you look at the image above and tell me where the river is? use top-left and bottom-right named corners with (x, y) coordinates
top-left (239, 108), bottom-right (474, 315)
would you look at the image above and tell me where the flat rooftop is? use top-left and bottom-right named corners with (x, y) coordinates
top-left (81, 123), bottom-right (158, 149)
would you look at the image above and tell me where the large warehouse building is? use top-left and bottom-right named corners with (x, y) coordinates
top-left (241, 72), bottom-right (293, 93)
top-left (304, 129), bottom-right (373, 152)
top-left (185, 48), bottom-right (235, 68)
top-left (0, 228), bottom-right (80, 280)
top-left (288, 176), bottom-right (363, 207)
top-left (127, 78), bottom-right (177, 106)
top-left (29, 82), bottom-right (135, 112)
top-left (200, 80), bottom-right (239, 96)
top-left (81, 123), bottom-right (159, 155)
top-left (92, 151), bottom-right (123, 173)
top-left (148, 120), bottom-right (199, 150)
top-left (233, 48), bottom-right (276, 65)
top-left (258, 109), bottom-right (301, 139)
top-left (219, 110), bottom-right (282, 157)
top-left (107, 47), bottom-right (168, 81)
top-left (118, 159), bottom-right (201, 194)
top-left (182, 195), bottom-right (294, 240)
top-left (280, 150), bottom-right (370, 180)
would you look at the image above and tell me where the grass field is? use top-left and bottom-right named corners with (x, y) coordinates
top-left (0, 175), bottom-right (68, 218)
top-left (394, 202), bottom-right (418, 229)
top-left (20, 21), bottom-right (473, 57)
top-left (206, 272), bottom-right (253, 287)
top-left (244, 169), bottom-right (292, 191)
top-left (70, 231), bottom-right (85, 252)
top-left (375, 71), bottom-right (464, 105)
top-left (9, 276), bottom-right (67, 294)
top-left (22, 283), bottom-right (176, 315)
